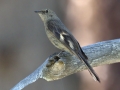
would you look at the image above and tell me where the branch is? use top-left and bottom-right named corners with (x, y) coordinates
top-left (11, 39), bottom-right (120, 90)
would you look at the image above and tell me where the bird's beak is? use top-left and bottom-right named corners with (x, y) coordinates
top-left (34, 10), bottom-right (45, 13)
top-left (35, 10), bottom-right (45, 14)
top-left (35, 10), bottom-right (45, 21)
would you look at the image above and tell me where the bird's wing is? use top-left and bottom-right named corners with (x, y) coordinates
top-left (47, 19), bottom-right (88, 59)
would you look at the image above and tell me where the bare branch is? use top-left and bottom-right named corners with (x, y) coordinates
top-left (11, 39), bottom-right (120, 90)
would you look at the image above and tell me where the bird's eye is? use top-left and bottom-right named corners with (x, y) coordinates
top-left (45, 9), bottom-right (48, 13)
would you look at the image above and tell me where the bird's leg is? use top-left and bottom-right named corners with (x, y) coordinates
top-left (52, 51), bottom-right (65, 61)
top-left (58, 51), bottom-right (65, 55)
top-left (46, 52), bottom-right (62, 67)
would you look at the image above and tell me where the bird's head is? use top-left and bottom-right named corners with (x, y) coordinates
top-left (35, 9), bottom-right (58, 22)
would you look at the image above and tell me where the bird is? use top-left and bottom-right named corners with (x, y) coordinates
top-left (35, 9), bottom-right (100, 82)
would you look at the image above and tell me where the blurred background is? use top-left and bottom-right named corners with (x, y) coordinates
top-left (0, 0), bottom-right (120, 90)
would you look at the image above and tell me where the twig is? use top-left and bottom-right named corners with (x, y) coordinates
top-left (11, 39), bottom-right (120, 90)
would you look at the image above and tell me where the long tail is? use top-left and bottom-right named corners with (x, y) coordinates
top-left (76, 49), bottom-right (100, 82)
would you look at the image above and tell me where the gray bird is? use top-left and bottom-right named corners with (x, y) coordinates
top-left (35, 9), bottom-right (100, 82)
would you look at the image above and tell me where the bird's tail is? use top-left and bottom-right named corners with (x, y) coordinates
top-left (76, 50), bottom-right (100, 82)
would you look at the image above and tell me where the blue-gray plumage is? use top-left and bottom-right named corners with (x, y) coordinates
top-left (35, 9), bottom-right (100, 82)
